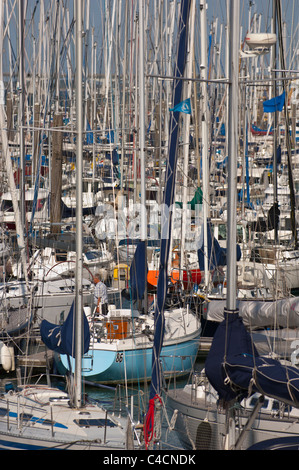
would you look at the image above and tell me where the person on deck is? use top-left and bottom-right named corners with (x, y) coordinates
top-left (93, 273), bottom-right (108, 315)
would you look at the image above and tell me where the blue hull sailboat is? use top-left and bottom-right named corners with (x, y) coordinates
top-left (52, 241), bottom-right (201, 384)
top-left (46, 0), bottom-right (201, 387)
top-left (54, 306), bottom-right (201, 384)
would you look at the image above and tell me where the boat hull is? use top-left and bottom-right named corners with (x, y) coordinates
top-left (56, 333), bottom-right (201, 384)
top-left (167, 387), bottom-right (299, 450)
top-left (0, 384), bottom-right (134, 450)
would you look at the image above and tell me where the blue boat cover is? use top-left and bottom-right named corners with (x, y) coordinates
top-left (197, 220), bottom-right (241, 270)
top-left (40, 302), bottom-right (90, 358)
top-left (205, 312), bottom-right (299, 407)
top-left (205, 312), bottom-right (258, 402)
top-left (130, 240), bottom-right (148, 301)
top-left (224, 354), bottom-right (299, 407)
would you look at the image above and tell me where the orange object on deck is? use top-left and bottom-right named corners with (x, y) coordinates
top-left (147, 268), bottom-right (201, 290)
top-left (106, 318), bottom-right (129, 340)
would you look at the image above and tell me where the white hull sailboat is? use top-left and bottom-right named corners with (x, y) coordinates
top-left (166, 371), bottom-right (299, 450)
top-left (0, 382), bottom-right (135, 450)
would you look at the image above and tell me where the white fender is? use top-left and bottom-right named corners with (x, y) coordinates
top-left (1, 344), bottom-right (15, 372)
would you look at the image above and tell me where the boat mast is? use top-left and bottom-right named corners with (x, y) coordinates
top-left (0, 2), bottom-right (28, 287)
top-left (272, 0), bottom-right (279, 245)
top-left (139, 0), bottom-right (147, 311)
top-left (225, 0), bottom-right (240, 449)
top-left (18, 0), bottom-right (26, 229)
top-left (226, 0), bottom-right (240, 315)
top-left (74, 0), bottom-right (84, 409)
top-left (139, 0), bottom-right (146, 242)
top-left (199, 0), bottom-right (210, 291)
top-left (180, 0), bottom-right (195, 280)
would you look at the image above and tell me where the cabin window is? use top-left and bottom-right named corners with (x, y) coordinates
top-left (20, 412), bottom-right (34, 421)
top-left (56, 250), bottom-right (67, 261)
top-left (249, 397), bottom-right (269, 409)
top-left (0, 407), bottom-right (7, 416)
top-left (85, 251), bottom-right (102, 261)
top-left (1, 200), bottom-right (13, 212)
top-left (74, 418), bottom-right (117, 428)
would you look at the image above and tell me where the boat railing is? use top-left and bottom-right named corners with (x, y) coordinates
top-left (111, 383), bottom-right (146, 425)
top-left (190, 370), bottom-right (217, 405)
top-left (160, 353), bottom-right (194, 378)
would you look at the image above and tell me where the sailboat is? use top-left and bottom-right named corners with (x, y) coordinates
top-left (0, 2), bottom-right (138, 450)
top-left (166, 0), bottom-right (299, 451)
top-left (50, 0), bottom-right (201, 387)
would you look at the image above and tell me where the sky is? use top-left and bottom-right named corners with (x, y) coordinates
top-left (2, 0), bottom-right (299, 78)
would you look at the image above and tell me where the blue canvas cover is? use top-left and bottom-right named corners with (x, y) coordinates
top-left (205, 312), bottom-right (258, 402)
top-left (205, 312), bottom-right (299, 407)
top-left (40, 302), bottom-right (90, 358)
top-left (224, 354), bottom-right (299, 407)
top-left (248, 436), bottom-right (299, 450)
top-left (129, 240), bottom-right (148, 301)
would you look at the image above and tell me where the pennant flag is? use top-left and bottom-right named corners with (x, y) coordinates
top-left (263, 90), bottom-right (285, 113)
top-left (169, 97), bottom-right (191, 114)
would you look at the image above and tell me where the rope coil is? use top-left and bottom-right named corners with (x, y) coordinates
top-left (143, 394), bottom-right (162, 450)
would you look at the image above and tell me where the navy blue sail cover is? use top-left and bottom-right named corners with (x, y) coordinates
top-left (205, 312), bottom-right (299, 406)
top-left (205, 312), bottom-right (258, 402)
top-left (130, 240), bottom-right (147, 301)
top-left (224, 354), bottom-right (299, 407)
top-left (40, 301), bottom-right (90, 358)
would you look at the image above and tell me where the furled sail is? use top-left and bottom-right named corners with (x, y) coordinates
top-left (40, 301), bottom-right (90, 358)
top-left (149, 0), bottom-right (191, 402)
top-left (129, 240), bottom-right (147, 301)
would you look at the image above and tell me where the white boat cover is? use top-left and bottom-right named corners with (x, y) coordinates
top-left (206, 297), bottom-right (299, 328)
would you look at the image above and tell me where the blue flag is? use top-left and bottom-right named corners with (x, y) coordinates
top-left (263, 90), bottom-right (285, 113)
top-left (169, 97), bottom-right (191, 114)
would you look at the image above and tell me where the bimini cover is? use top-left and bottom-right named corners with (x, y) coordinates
top-left (40, 301), bottom-right (90, 357)
top-left (205, 312), bottom-right (299, 407)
